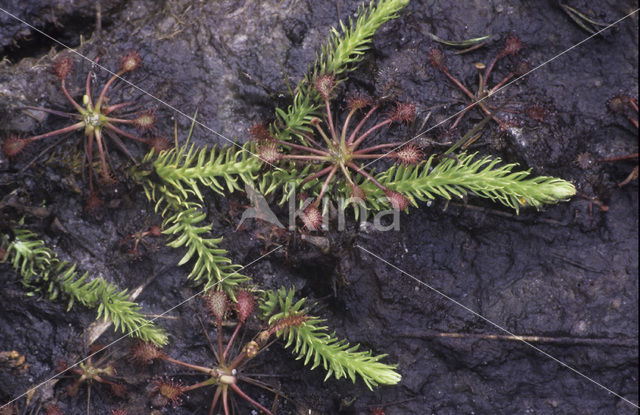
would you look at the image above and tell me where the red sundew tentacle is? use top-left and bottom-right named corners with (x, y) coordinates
top-left (54, 57), bottom-right (73, 79)
top-left (153, 377), bottom-right (184, 408)
top-left (486, 36), bottom-right (522, 84)
top-left (2, 136), bottom-right (29, 157)
top-left (230, 383), bottom-right (273, 415)
top-left (301, 204), bottom-right (323, 230)
top-left (385, 190), bottom-right (410, 210)
top-left (391, 144), bottom-right (422, 165)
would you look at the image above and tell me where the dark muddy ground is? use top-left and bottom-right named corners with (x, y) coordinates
top-left (0, 0), bottom-right (638, 414)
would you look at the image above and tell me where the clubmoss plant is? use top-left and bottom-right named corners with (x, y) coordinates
top-left (259, 287), bottom-right (401, 389)
top-left (131, 118), bottom-right (253, 295)
top-left (135, 287), bottom-right (399, 414)
top-left (273, 0), bottom-right (411, 142)
top-left (0, 226), bottom-right (167, 346)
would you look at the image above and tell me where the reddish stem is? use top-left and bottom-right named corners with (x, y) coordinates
top-left (300, 165), bottom-right (334, 186)
top-left (354, 142), bottom-right (406, 154)
top-left (222, 387), bottom-right (230, 415)
top-left (324, 98), bottom-right (338, 143)
top-left (181, 377), bottom-right (215, 393)
top-left (209, 387), bottom-right (222, 415)
top-left (346, 103), bottom-right (380, 145)
top-left (229, 351), bottom-right (247, 370)
top-left (314, 165), bottom-right (338, 204)
top-left (598, 153), bottom-right (638, 162)
top-left (60, 80), bottom-right (84, 113)
top-left (161, 355), bottom-right (214, 375)
top-left (350, 118), bottom-right (393, 149)
top-left (103, 102), bottom-right (134, 115)
top-left (483, 55), bottom-right (501, 84)
top-left (340, 108), bottom-right (358, 146)
top-left (217, 319), bottom-right (225, 364)
top-left (95, 71), bottom-right (125, 111)
top-left (22, 106), bottom-right (81, 119)
top-left (86, 128), bottom-right (94, 185)
top-left (450, 105), bottom-right (473, 130)
top-left (94, 128), bottom-right (110, 180)
top-left (347, 162), bottom-right (388, 191)
top-left (105, 117), bottom-right (135, 124)
top-left (280, 141), bottom-right (329, 156)
top-left (440, 66), bottom-right (476, 100)
top-left (351, 153), bottom-right (393, 159)
top-left (339, 163), bottom-right (355, 186)
top-left (488, 72), bottom-right (515, 95)
top-left (230, 383), bottom-right (273, 415)
top-left (104, 123), bottom-right (149, 144)
top-left (282, 154), bottom-right (327, 161)
top-left (85, 70), bottom-right (94, 108)
top-left (25, 121), bottom-right (85, 143)
top-left (223, 322), bottom-right (243, 360)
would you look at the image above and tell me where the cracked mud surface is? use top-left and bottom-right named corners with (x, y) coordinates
top-left (0, 0), bottom-right (638, 414)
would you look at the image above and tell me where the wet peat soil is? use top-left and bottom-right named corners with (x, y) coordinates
top-left (0, 0), bottom-right (638, 414)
